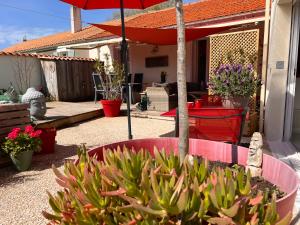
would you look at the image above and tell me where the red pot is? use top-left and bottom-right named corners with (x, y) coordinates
top-left (88, 138), bottom-right (299, 222)
top-left (38, 128), bottom-right (56, 154)
top-left (100, 99), bottom-right (122, 117)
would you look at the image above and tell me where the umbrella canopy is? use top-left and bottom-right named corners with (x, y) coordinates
top-left (92, 24), bottom-right (234, 45)
top-left (61, 0), bottom-right (167, 9)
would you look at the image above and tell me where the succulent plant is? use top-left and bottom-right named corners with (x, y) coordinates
top-left (43, 145), bottom-right (292, 225)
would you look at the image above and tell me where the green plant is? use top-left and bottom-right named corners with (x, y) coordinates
top-left (2, 125), bottom-right (42, 156)
top-left (209, 49), bottom-right (261, 98)
top-left (43, 145), bottom-right (292, 225)
top-left (94, 54), bottom-right (124, 100)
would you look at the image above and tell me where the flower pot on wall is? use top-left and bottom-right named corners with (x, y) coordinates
top-left (88, 138), bottom-right (299, 221)
top-left (100, 99), bottom-right (122, 117)
top-left (10, 150), bottom-right (34, 171)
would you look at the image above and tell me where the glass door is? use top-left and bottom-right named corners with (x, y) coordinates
top-left (284, 0), bottom-right (300, 150)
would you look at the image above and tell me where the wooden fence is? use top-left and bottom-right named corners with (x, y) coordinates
top-left (41, 59), bottom-right (96, 101)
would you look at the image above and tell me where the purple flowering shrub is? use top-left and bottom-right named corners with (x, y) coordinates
top-left (209, 63), bottom-right (261, 97)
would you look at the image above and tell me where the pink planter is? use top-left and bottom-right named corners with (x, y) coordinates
top-left (88, 138), bottom-right (299, 221)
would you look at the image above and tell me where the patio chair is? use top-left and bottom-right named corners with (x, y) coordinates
top-left (132, 73), bottom-right (143, 92)
top-left (92, 73), bottom-right (105, 103)
top-left (175, 107), bottom-right (248, 145)
top-left (131, 73), bottom-right (144, 103)
top-left (122, 73), bottom-right (132, 103)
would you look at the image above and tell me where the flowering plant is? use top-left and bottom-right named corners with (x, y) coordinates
top-left (209, 63), bottom-right (261, 97)
top-left (2, 125), bottom-right (42, 157)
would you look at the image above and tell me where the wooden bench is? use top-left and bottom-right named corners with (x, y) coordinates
top-left (0, 103), bottom-right (31, 138)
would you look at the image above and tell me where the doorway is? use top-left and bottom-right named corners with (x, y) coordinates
top-left (284, 0), bottom-right (300, 150)
top-left (291, 44), bottom-right (300, 149)
top-left (197, 39), bottom-right (208, 88)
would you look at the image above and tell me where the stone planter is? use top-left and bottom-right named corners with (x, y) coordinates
top-left (88, 138), bottom-right (299, 221)
top-left (10, 150), bottom-right (34, 171)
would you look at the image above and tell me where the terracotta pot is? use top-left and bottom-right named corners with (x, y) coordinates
top-left (88, 138), bottom-right (299, 221)
top-left (100, 99), bottom-right (122, 117)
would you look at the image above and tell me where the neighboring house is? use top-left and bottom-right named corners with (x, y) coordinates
top-left (264, 0), bottom-right (300, 152)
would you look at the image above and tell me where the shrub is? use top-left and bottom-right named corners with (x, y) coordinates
top-left (43, 145), bottom-right (291, 225)
top-left (209, 64), bottom-right (261, 98)
top-left (209, 48), bottom-right (261, 98)
top-left (94, 54), bottom-right (124, 100)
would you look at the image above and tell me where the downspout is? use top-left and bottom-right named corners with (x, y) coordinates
top-left (259, 0), bottom-right (271, 133)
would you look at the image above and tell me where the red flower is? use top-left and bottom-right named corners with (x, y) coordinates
top-left (7, 131), bottom-right (19, 140)
top-left (30, 130), bottom-right (42, 138)
top-left (25, 125), bottom-right (34, 134)
top-left (11, 127), bottom-right (21, 133)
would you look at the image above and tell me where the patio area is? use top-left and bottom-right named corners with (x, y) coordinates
top-left (0, 116), bottom-right (175, 225)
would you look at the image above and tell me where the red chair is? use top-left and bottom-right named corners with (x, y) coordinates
top-left (175, 107), bottom-right (248, 145)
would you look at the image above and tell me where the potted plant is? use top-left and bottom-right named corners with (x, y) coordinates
top-left (44, 143), bottom-right (295, 224)
top-left (209, 49), bottom-right (261, 108)
top-left (2, 125), bottom-right (42, 171)
top-left (95, 54), bottom-right (124, 117)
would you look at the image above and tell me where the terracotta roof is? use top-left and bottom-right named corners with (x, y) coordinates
top-left (0, 51), bottom-right (96, 61)
top-left (3, 0), bottom-right (265, 53)
top-left (126, 0), bottom-right (265, 28)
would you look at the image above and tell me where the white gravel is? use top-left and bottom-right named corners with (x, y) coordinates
top-left (0, 117), bottom-right (174, 225)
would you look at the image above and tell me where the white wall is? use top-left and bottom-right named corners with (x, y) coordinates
top-left (89, 48), bottom-right (99, 59)
top-left (264, 1), bottom-right (293, 141)
top-left (0, 55), bottom-right (42, 94)
top-left (128, 42), bottom-right (193, 84)
top-left (99, 45), bottom-right (114, 72)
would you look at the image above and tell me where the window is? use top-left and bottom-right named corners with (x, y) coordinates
top-left (145, 56), bottom-right (168, 68)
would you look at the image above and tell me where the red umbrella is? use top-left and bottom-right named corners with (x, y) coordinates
top-left (61, 0), bottom-right (167, 140)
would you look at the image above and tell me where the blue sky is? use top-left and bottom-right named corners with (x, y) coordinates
top-left (0, 0), bottom-right (195, 50)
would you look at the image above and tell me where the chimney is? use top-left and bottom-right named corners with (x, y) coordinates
top-left (70, 6), bottom-right (82, 33)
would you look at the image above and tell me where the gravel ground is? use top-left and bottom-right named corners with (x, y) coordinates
top-left (0, 117), bottom-right (174, 225)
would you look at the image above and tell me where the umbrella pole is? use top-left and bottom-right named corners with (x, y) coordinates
top-left (120, 0), bottom-right (133, 140)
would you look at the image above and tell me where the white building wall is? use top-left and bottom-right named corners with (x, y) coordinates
top-left (128, 42), bottom-right (194, 84)
top-left (74, 49), bottom-right (90, 58)
top-left (264, 1), bottom-right (293, 141)
top-left (89, 48), bottom-right (100, 59)
top-left (0, 55), bottom-right (42, 94)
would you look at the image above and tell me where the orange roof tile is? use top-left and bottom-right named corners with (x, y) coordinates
top-left (3, 0), bottom-right (265, 53)
top-left (0, 51), bottom-right (96, 61)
